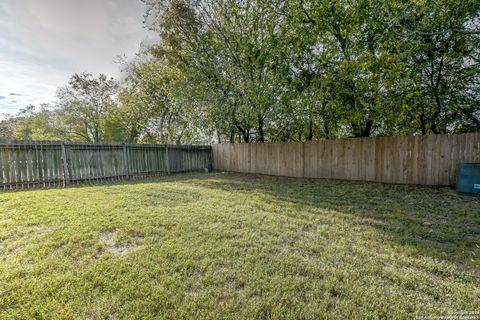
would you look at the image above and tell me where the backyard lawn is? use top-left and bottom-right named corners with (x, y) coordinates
top-left (0, 172), bottom-right (479, 319)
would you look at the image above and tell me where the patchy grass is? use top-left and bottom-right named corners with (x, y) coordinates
top-left (0, 172), bottom-right (479, 319)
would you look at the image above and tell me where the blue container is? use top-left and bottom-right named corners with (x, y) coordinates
top-left (456, 163), bottom-right (480, 196)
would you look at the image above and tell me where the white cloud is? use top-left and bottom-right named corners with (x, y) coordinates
top-left (0, 0), bottom-right (154, 116)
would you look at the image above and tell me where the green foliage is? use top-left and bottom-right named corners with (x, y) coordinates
top-left (7, 105), bottom-right (66, 141)
top-left (118, 57), bottom-right (206, 144)
top-left (140, 0), bottom-right (480, 141)
top-left (3, 74), bottom-right (122, 142)
top-left (56, 73), bottom-right (119, 142)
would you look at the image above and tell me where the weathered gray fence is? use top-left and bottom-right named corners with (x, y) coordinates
top-left (212, 133), bottom-right (480, 186)
top-left (0, 141), bottom-right (212, 190)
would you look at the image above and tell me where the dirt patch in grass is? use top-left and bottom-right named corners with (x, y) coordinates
top-left (27, 224), bottom-right (51, 235)
top-left (99, 231), bottom-right (144, 257)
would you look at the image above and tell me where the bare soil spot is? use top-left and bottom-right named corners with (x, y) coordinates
top-left (99, 231), bottom-right (144, 257)
top-left (28, 224), bottom-right (51, 235)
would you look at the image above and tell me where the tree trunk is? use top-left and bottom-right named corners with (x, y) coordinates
top-left (307, 118), bottom-right (313, 141)
top-left (257, 114), bottom-right (265, 142)
top-left (352, 117), bottom-right (373, 137)
top-left (236, 125), bottom-right (250, 143)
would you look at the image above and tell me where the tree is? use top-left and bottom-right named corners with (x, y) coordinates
top-left (393, 0), bottom-right (480, 134)
top-left (118, 55), bottom-right (209, 144)
top-left (144, 0), bottom-right (288, 142)
top-left (0, 115), bottom-right (16, 141)
top-left (5, 105), bottom-right (64, 141)
top-left (56, 73), bottom-right (119, 142)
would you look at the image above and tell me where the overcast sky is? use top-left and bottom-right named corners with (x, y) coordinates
top-left (0, 0), bottom-right (154, 116)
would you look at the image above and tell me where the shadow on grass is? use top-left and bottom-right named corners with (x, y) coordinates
top-left (190, 172), bottom-right (480, 270)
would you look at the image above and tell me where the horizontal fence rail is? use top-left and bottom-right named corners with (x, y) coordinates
top-left (0, 141), bottom-right (212, 190)
top-left (212, 133), bottom-right (480, 186)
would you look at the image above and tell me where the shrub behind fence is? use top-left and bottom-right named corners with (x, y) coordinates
top-left (0, 141), bottom-right (212, 190)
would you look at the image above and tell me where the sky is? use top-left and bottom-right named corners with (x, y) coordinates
top-left (0, 0), bottom-right (154, 117)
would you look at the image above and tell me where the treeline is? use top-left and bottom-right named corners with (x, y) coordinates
top-left (1, 0), bottom-right (479, 143)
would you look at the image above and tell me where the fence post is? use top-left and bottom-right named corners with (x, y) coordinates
top-left (165, 145), bottom-right (170, 175)
top-left (61, 142), bottom-right (70, 186)
top-left (123, 144), bottom-right (130, 179)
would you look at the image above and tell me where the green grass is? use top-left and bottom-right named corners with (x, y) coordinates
top-left (0, 173), bottom-right (479, 319)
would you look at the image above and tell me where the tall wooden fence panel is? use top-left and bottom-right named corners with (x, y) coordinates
top-left (0, 141), bottom-right (212, 190)
top-left (212, 133), bottom-right (480, 186)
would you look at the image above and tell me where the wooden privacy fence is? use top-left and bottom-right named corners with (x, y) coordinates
top-left (0, 141), bottom-right (212, 190)
top-left (212, 133), bottom-right (480, 186)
